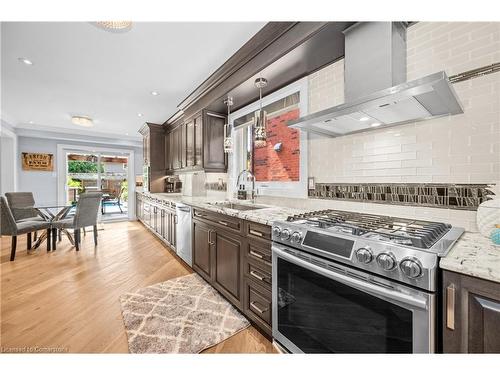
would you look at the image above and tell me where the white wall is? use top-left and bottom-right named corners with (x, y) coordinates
top-left (17, 136), bottom-right (142, 205)
top-left (0, 120), bottom-right (18, 195)
top-left (1, 134), bottom-right (16, 194)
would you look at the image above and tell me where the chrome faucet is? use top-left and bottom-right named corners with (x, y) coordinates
top-left (235, 169), bottom-right (256, 203)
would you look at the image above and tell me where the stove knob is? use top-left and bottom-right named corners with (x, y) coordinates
top-left (355, 247), bottom-right (373, 264)
top-left (291, 232), bottom-right (302, 243)
top-left (272, 226), bottom-right (281, 238)
top-left (377, 253), bottom-right (396, 271)
top-left (400, 258), bottom-right (423, 279)
top-left (281, 229), bottom-right (291, 241)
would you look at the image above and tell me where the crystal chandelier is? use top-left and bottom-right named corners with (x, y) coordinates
top-left (223, 97), bottom-right (233, 153)
top-left (254, 77), bottom-right (268, 149)
top-left (93, 21), bottom-right (133, 33)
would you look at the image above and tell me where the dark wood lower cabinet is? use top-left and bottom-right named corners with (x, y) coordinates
top-left (443, 270), bottom-right (500, 353)
top-left (192, 220), bottom-right (213, 281)
top-left (136, 193), bottom-right (177, 251)
top-left (243, 278), bottom-right (272, 336)
top-left (213, 229), bottom-right (243, 309)
top-left (192, 209), bottom-right (273, 337)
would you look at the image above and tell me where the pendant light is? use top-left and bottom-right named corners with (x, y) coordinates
top-left (254, 77), bottom-right (268, 149)
top-left (223, 96), bottom-right (233, 153)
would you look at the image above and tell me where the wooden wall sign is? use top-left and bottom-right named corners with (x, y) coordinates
top-left (21, 152), bottom-right (54, 171)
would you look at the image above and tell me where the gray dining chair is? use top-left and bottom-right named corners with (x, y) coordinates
top-left (1, 197), bottom-right (51, 261)
top-left (5, 192), bottom-right (45, 248)
top-left (52, 192), bottom-right (103, 251)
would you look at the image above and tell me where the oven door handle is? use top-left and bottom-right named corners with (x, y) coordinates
top-left (274, 247), bottom-right (428, 310)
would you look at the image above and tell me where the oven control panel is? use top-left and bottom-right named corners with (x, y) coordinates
top-left (272, 221), bottom-right (438, 291)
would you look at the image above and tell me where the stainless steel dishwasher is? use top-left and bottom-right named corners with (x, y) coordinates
top-left (175, 203), bottom-right (192, 266)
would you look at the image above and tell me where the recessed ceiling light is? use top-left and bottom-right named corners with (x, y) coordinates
top-left (18, 57), bottom-right (33, 65)
top-left (150, 91), bottom-right (159, 96)
top-left (137, 113), bottom-right (143, 117)
top-left (71, 115), bottom-right (94, 127)
top-left (371, 122), bottom-right (381, 127)
top-left (125, 132), bottom-right (129, 136)
top-left (360, 116), bottom-right (370, 121)
top-left (28, 120), bottom-right (34, 124)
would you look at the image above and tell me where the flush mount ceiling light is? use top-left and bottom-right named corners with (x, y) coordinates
top-left (18, 57), bottom-right (33, 65)
top-left (254, 77), bottom-right (268, 149)
top-left (371, 122), bottom-right (381, 127)
top-left (71, 115), bottom-right (94, 127)
top-left (93, 21), bottom-right (133, 33)
top-left (150, 91), bottom-right (159, 96)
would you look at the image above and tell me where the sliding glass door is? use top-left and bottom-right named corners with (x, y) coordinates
top-left (66, 151), bottom-right (128, 221)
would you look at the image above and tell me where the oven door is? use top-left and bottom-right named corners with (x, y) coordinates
top-left (272, 245), bottom-right (435, 353)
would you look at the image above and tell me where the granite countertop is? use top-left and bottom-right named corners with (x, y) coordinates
top-left (440, 232), bottom-right (500, 283)
top-left (138, 191), bottom-right (307, 226)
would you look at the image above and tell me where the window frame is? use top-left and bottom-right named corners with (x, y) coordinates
top-left (228, 77), bottom-right (308, 198)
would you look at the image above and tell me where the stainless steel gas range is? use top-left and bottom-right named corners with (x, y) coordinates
top-left (271, 209), bottom-right (464, 354)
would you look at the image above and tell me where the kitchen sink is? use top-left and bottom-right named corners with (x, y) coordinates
top-left (208, 202), bottom-right (267, 211)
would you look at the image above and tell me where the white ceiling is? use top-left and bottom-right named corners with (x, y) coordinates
top-left (1, 22), bottom-right (265, 139)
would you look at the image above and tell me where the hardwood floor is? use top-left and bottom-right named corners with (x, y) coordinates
top-left (0, 221), bottom-right (275, 353)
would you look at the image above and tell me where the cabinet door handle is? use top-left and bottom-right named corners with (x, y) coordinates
top-left (218, 220), bottom-right (228, 226)
top-left (249, 250), bottom-right (264, 260)
top-left (249, 229), bottom-right (263, 237)
top-left (250, 301), bottom-right (268, 315)
top-left (446, 284), bottom-right (455, 330)
top-left (174, 214), bottom-right (178, 224)
top-left (208, 230), bottom-right (215, 245)
top-left (250, 270), bottom-right (265, 281)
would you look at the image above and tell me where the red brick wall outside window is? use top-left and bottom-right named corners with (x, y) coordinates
top-left (253, 108), bottom-right (300, 182)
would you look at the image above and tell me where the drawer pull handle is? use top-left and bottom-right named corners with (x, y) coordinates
top-left (218, 220), bottom-right (228, 226)
top-left (250, 270), bottom-right (266, 281)
top-left (249, 229), bottom-right (263, 237)
top-left (446, 284), bottom-right (455, 330)
top-left (249, 250), bottom-right (264, 260)
top-left (250, 301), bottom-right (268, 314)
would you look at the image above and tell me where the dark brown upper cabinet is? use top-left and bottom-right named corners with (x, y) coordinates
top-left (180, 122), bottom-right (187, 168)
top-left (186, 118), bottom-right (195, 167)
top-left (194, 114), bottom-right (203, 167)
top-left (443, 270), bottom-right (500, 353)
top-left (139, 122), bottom-right (165, 192)
top-left (165, 109), bottom-right (227, 173)
top-left (203, 111), bottom-right (227, 172)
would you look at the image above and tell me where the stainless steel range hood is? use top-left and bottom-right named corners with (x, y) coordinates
top-left (289, 22), bottom-right (463, 137)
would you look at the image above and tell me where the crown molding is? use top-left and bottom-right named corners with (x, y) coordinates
top-left (13, 123), bottom-right (142, 148)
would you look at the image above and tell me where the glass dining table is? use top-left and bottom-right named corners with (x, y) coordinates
top-left (31, 204), bottom-right (74, 251)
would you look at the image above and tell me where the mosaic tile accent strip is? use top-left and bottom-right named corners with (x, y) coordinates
top-left (308, 183), bottom-right (494, 211)
top-left (205, 181), bottom-right (227, 191)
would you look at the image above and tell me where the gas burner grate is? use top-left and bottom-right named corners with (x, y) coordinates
top-left (287, 209), bottom-right (451, 249)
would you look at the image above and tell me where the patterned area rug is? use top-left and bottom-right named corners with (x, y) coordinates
top-left (119, 273), bottom-right (250, 353)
